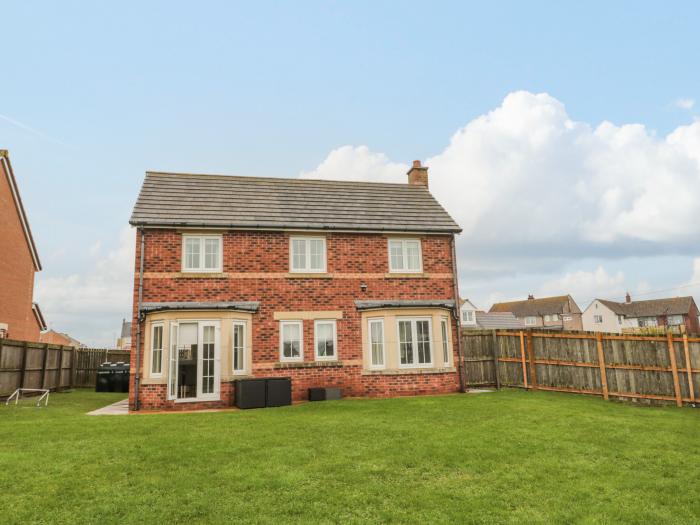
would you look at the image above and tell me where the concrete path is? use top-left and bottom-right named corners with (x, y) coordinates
top-left (87, 398), bottom-right (129, 416)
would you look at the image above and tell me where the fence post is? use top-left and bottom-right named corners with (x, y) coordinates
top-left (40, 343), bottom-right (50, 389)
top-left (667, 331), bottom-right (682, 407)
top-left (519, 330), bottom-right (528, 388)
top-left (70, 347), bottom-right (77, 388)
top-left (595, 332), bottom-right (609, 401)
top-left (491, 330), bottom-right (501, 389)
top-left (682, 334), bottom-right (695, 403)
top-left (527, 329), bottom-right (537, 390)
top-left (56, 345), bottom-right (64, 391)
top-left (20, 341), bottom-right (28, 388)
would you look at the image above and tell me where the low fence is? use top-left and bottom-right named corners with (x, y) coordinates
top-left (462, 329), bottom-right (699, 406)
top-left (0, 338), bottom-right (130, 396)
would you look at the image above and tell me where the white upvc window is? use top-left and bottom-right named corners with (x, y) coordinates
top-left (525, 316), bottom-right (537, 326)
top-left (462, 310), bottom-right (474, 323)
top-left (290, 236), bottom-right (326, 273)
top-left (551, 314), bottom-right (559, 321)
top-left (667, 315), bottom-right (683, 326)
top-left (397, 317), bottom-right (432, 367)
top-left (280, 320), bottom-right (303, 362)
top-left (368, 318), bottom-right (385, 369)
top-left (150, 323), bottom-right (163, 376)
top-left (440, 317), bottom-right (450, 366)
top-left (388, 239), bottom-right (422, 273)
top-left (314, 320), bottom-right (337, 361)
top-left (232, 321), bottom-right (246, 374)
top-left (182, 234), bottom-right (222, 272)
top-left (544, 315), bottom-right (550, 322)
top-left (593, 315), bottom-right (603, 324)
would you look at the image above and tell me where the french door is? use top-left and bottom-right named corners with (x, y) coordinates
top-left (167, 320), bottom-right (221, 401)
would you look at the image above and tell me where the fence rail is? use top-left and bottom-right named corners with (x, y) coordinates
top-left (462, 329), bottom-right (699, 407)
top-left (0, 338), bottom-right (130, 396)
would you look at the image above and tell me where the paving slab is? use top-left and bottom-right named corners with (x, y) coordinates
top-left (87, 398), bottom-right (129, 415)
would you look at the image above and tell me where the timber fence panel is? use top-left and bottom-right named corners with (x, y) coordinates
top-left (462, 330), bottom-right (700, 407)
top-left (0, 338), bottom-right (130, 396)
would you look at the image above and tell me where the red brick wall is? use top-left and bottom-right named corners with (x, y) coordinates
top-left (0, 159), bottom-right (40, 342)
top-left (130, 229), bottom-right (461, 410)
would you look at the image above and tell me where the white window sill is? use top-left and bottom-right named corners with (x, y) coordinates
top-left (173, 396), bottom-right (221, 404)
top-left (362, 367), bottom-right (456, 376)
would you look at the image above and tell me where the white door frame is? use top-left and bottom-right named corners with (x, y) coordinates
top-left (167, 319), bottom-right (221, 402)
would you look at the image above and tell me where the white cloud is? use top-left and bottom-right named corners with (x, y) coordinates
top-left (300, 145), bottom-right (407, 182)
top-left (675, 98), bottom-right (695, 110)
top-left (35, 227), bottom-right (134, 347)
top-left (538, 266), bottom-right (625, 305)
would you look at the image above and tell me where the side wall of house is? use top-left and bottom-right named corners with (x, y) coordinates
top-left (130, 229), bottom-right (460, 410)
top-left (0, 160), bottom-right (39, 342)
top-left (581, 300), bottom-right (620, 333)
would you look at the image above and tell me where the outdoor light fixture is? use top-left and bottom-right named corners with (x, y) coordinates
top-left (360, 282), bottom-right (368, 292)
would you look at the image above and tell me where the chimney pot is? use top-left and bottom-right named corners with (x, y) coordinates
top-left (407, 160), bottom-right (429, 187)
top-left (625, 292), bottom-right (631, 303)
top-left (527, 294), bottom-right (534, 300)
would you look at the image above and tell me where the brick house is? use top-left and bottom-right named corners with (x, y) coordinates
top-left (489, 295), bottom-right (583, 331)
top-left (582, 294), bottom-right (700, 334)
top-left (0, 150), bottom-right (46, 341)
top-left (128, 161), bottom-right (463, 411)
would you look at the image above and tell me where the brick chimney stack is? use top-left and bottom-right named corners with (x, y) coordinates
top-left (407, 160), bottom-right (428, 188)
top-left (625, 292), bottom-right (631, 303)
top-left (527, 294), bottom-right (535, 300)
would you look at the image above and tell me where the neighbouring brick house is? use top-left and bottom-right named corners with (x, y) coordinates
top-left (489, 294), bottom-right (583, 331)
top-left (582, 294), bottom-right (700, 335)
top-left (128, 161), bottom-right (463, 411)
top-left (0, 150), bottom-right (46, 341)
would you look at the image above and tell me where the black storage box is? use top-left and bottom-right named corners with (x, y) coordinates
top-left (235, 379), bottom-right (267, 409)
top-left (308, 387), bottom-right (342, 401)
top-left (266, 377), bottom-right (292, 407)
top-left (96, 362), bottom-right (130, 393)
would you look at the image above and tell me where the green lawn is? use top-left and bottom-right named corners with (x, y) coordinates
top-left (1, 390), bottom-right (698, 524)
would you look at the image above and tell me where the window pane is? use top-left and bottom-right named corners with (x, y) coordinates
top-left (204, 238), bottom-right (219, 269)
top-left (202, 326), bottom-right (215, 394)
top-left (316, 322), bottom-right (334, 357)
top-left (441, 320), bottom-right (449, 365)
top-left (233, 324), bottom-right (244, 371)
top-left (389, 240), bottom-right (404, 271)
top-left (405, 241), bottom-right (421, 271)
top-left (152, 325), bottom-right (163, 374)
top-left (185, 237), bottom-right (200, 269)
top-left (292, 239), bottom-right (306, 270)
top-left (370, 320), bottom-right (384, 366)
top-left (416, 320), bottom-right (431, 364)
top-left (399, 320), bottom-right (413, 365)
top-left (283, 323), bottom-right (301, 358)
top-left (309, 239), bottom-right (324, 270)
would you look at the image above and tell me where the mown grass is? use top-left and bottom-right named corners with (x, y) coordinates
top-left (0, 389), bottom-right (698, 524)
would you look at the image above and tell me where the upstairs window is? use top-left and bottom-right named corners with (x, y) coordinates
top-left (462, 310), bottom-right (474, 323)
top-left (388, 239), bottom-right (422, 273)
top-left (667, 315), bottom-right (683, 326)
top-left (182, 235), bottom-right (222, 272)
top-left (593, 315), bottom-right (603, 324)
top-left (525, 316), bottom-right (537, 326)
top-left (290, 236), bottom-right (326, 273)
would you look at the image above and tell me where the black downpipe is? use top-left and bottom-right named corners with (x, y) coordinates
top-left (451, 234), bottom-right (467, 392)
top-left (133, 227), bottom-right (145, 411)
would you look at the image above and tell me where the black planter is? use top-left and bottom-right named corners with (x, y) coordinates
top-left (266, 378), bottom-right (292, 407)
top-left (234, 379), bottom-right (267, 409)
top-left (308, 387), bottom-right (342, 401)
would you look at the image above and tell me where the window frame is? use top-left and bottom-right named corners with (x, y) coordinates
top-left (289, 236), bottom-right (327, 273)
top-left (368, 317), bottom-right (385, 370)
top-left (232, 320), bottom-right (247, 374)
top-left (593, 315), bottom-right (603, 324)
top-left (181, 234), bottom-right (223, 273)
top-left (314, 319), bottom-right (337, 361)
top-left (387, 238), bottom-right (423, 273)
top-left (667, 315), bottom-right (684, 326)
top-left (150, 322), bottom-right (164, 377)
top-left (279, 320), bottom-right (304, 362)
top-left (396, 316), bottom-right (433, 368)
top-left (440, 317), bottom-right (451, 366)
top-left (525, 316), bottom-right (537, 326)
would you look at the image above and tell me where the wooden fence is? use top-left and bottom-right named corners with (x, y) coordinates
top-left (0, 338), bottom-right (130, 396)
top-left (462, 329), bottom-right (699, 406)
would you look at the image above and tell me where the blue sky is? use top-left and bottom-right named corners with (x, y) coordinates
top-left (2, 1), bottom-right (700, 345)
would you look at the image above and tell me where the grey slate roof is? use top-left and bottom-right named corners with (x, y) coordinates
top-left (129, 172), bottom-right (461, 233)
top-left (140, 301), bottom-right (260, 314)
top-left (598, 296), bottom-right (695, 317)
top-left (354, 299), bottom-right (455, 311)
top-left (474, 312), bottom-right (524, 329)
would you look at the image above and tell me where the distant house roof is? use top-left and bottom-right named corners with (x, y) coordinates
top-left (474, 312), bottom-right (524, 330)
top-left (598, 296), bottom-right (696, 317)
top-left (120, 319), bottom-right (132, 339)
top-left (129, 172), bottom-right (461, 233)
top-left (39, 329), bottom-right (84, 347)
top-left (0, 150), bottom-right (41, 270)
top-left (32, 303), bottom-right (47, 331)
top-left (489, 295), bottom-right (580, 317)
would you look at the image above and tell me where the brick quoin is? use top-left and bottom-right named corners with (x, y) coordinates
top-left (130, 229), bottom-right (462, 410)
